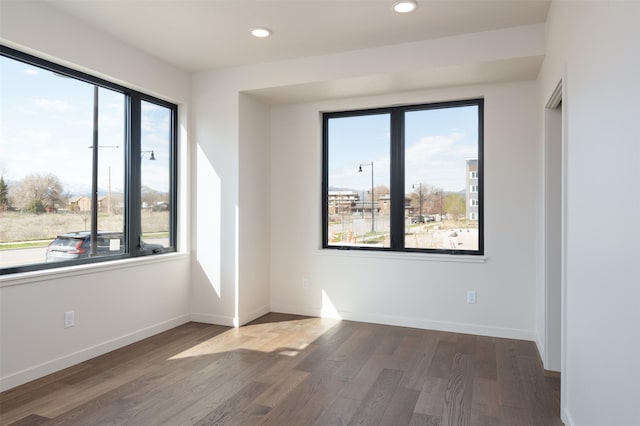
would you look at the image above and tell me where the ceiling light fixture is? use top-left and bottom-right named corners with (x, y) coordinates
top-left (392, 0), bottom-right (417, 13)
top-left (250, 28), bottom-right (272, 38)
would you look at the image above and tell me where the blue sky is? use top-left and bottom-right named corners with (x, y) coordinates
top-left (328, 105), bottom-right (478, 194)
top-left (0, 55), bottom-right (171, 196)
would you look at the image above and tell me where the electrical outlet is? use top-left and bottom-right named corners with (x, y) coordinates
top-left (466, 291), bottom-right (477, 304)
top-left (64, 310), bottom-right (75, 328)
top-left (302, 278), bottom-right (309, 289)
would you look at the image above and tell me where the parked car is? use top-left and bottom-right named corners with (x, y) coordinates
top-left (411, 216), bottom-right (425, 224)
top-left (46, 231), bottom-right (162, 262)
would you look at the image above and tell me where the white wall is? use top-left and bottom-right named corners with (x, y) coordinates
top-left (0, 1), bottom-right (192, 391)
top-left (238, 94), bottom-right (271, 323)
top-left (539, 2), bottom-right (640, 425)
top-left (190, 24), bottom-right (544, 330)
top-left (269, 82), bottom-right (539, 339)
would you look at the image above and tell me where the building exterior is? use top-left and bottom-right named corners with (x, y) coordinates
top-left (327, 191), bottom-right (359, 215)
top-left (466, 159), bottom-right (479, 220)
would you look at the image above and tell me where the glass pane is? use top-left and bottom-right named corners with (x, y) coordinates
top-left (140, 101), bottom-right (171, 250)
top-left (96, 88), bottom-right (125, 254)
top-left (404, 106), bottom-right (479, 251)
top-left (327, 113), bottom-right (390, 247)
top-left (0, 55), bottom-right (125, 269)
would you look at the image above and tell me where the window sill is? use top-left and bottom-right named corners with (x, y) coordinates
top-left (319, 248), bottom-right (486, 263)
top-left (0, 252), bottom-right (189, 288)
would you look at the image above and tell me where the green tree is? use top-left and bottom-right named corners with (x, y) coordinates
top-left (444, 193), bottom-right (465, 220)
top-left (0, 176), bottom-right (9, 212)
top-left (27, 199), bottom-right (46, 214)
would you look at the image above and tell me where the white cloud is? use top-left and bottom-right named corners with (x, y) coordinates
top-left (23, 69), bottom-right (39, 76)
top-left (22, 129), bottom-right (51, 142)
top-left (405, 132), bottom-right (477, 191)
top-left (33, 98), bottom-right (72, 113)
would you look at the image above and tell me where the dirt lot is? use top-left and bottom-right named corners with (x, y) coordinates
top-left (0, 211), bottom-right (169, 243)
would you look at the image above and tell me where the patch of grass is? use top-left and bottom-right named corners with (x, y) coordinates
top-left (0, 211), bottom-right (170, 243)
top-left (0, 241), bottom-right (51, 250)
top-left (142, 232), bottom-right (169, 239)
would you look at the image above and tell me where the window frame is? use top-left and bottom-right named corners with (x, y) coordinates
top-left (0, 45), bottom-right (178, 275)
top-left (322, 98), bottom-right (484, 255)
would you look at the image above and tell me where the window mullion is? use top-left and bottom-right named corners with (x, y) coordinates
top-left (389, 109), bottom-right (405, 250)
top-left (128, 93), bottom-right (142, 256)
top-left (89, 85), bottom-right (100, 257)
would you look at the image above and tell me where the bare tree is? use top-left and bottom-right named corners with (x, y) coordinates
top-left (74, 209), bottom-right (91, 231)
top-left (444, 193), bottom-right (465, 220)
top-left (0, 176), bottom-right (9, 212)
top-left (372, 185), bottom-right (389, 202)
top-left (409, 183), bottom-right (444, 216)
top-left (13, 173), bottom-right (64, 212)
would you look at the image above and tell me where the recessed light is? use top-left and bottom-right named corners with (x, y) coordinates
top-left (251, 28), bottom-right (272, 38)
top-left (392, 0), bottom-right (417, 13)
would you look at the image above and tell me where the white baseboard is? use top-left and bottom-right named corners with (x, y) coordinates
top-left (190, 312), bottom-right (236, 327)
top-left (563, 408), bottom-right (575, 426)
top-left (535, 332), bottom-right (546, 364)
top-left (0, 314), bottom-right (190, 392)
top-left (238, 304), bottom-right (270, 326)
top-left (270, 303), bottom-right (536, 341)
top-left (190, 305), bottom-right (270, 328)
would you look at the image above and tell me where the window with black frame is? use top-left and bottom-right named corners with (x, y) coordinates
top-left (0, 46), bottom-right (177, 274)
top-left (323, 99), bottom-right (483, 255)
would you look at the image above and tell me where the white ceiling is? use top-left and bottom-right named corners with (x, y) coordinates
top-left (44, 0), bottom-right (551, 73)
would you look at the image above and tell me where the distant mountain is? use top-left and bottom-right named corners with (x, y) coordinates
top-left (328, 186), bottom-right (358, 192)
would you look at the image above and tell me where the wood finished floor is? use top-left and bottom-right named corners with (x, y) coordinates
top-left (0, 313), bottom-right (563, 426)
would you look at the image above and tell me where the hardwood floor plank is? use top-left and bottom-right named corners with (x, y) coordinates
top-left (410, 412), bottom-right (442, 426)
top-left (517, 356), bottom-right (564, 426)
top-left (473, 340), bottom-right (497, 380)
top-left (328, 323), bottom-right (383, 378)
top-left (471, 378), bottom-right (499, 418)
top-left (441, 353), bottom-right (474, 426)
top-left (0, 315), bottom-right (563, 426)
top-left (294, 321), bottom-right (358, 373)
top-left (470, 413), bottom-right (500, 426)
top-left (253, 369), bottom-right (310, 408)
top-left (495, 340), bottom-right (527, 409)
top-left (313, 396), bottom-right (361, 426)
top-left (399, 331), bottom-right (440, 391)
top-left (260, 371), bottom-right (349, 425)
top-left (499, 405), bottom-right (532, 426)
top-left (193, 381), bottom-right (271, 425)
top-left (414, 377), bottom-right (448, 417)
top-left (455, 334), bottom-right (477, 355)
top-left (348, 368), bottom-right (404, 425)
top-left (426, 340), bottom-right (457, 380)
top-left (4, 414), bottom-right (50, 426)
top-left (379, 386), bottom-right (421, 426)
top-left (254, 344), bottom-right (319, 384)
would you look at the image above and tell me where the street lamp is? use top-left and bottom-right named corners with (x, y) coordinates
top-left (412, 183), bottom-right (424, 220)
top-left (358, 161), bottom-right (374, 233)
top-left (141, 150), bottom-right (156, 160)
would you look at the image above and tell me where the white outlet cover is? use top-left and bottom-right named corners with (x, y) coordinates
top-left (64, 311), bottom-right (75, 328)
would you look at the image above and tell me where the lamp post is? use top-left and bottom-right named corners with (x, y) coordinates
top-left (141, 150), bottom-right (156, 161)
top-left (90, 86), bottom-right (99, 256)
top-left (358, 162), bottom-right (374, 233)
top-left (412, 183), bottom-right (424, 220)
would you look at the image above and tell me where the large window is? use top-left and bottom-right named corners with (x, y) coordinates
top-left (323, 99), bottom-right (483, 255)
top-left (0, 46), bottom-right (177, 274)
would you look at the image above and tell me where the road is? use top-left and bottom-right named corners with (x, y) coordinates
top-left (0, 238), bottom-right (169, 269)
top-left (0, 247), bottom-right (47, 268)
